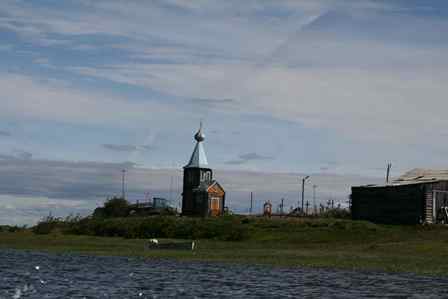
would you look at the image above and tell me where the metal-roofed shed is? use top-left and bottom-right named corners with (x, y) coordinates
top-left (351, 169), bottom-right (448, 224)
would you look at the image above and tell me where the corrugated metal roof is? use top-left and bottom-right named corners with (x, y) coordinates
top-left (396, 168), bottom-right (448, 182)
top-left (355, 168), bottom-right (448, 188)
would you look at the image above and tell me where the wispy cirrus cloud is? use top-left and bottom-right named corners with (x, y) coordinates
top-left (225, 152), bottom-right (274, 165)
top-left (12, 150), bottom-right (33, 160)
top-left (0, 149), bottom-right (33, 161)
top-left (102, 144), bottom-right (139, 152)
top-left (0, 130), bottom-right (11, 137)
top-left (0, 73), bottom-right (181, 127)
top-left (189, 98), bottom-right (237, 110)
top-left (102, 144), bottom-right (156, 152)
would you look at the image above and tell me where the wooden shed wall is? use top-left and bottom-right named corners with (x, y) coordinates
top-left (351, 184), bottom-right (425, 224)
top-left (421, 181), bottom-right (448, 223)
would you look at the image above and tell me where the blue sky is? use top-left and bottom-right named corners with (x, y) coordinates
top-left (1, 0), bottom-right (448, 224)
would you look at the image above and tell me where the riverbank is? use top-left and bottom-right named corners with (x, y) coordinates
top-left (1, 218), bottom-right (448, 275)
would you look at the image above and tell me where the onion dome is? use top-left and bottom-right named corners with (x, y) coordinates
top-left (185, 122), bottom-right (209, 168)
top-left (194, 127), bottom-right (205, 142)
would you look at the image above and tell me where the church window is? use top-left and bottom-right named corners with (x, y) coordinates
top-left (202, 171), bottom-right (210, 182)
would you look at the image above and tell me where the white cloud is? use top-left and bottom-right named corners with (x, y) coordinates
top-left (7, 0), bottom-right (438, 148)
top-left (64, 59), bottom-right (448, 147)
top-left (244, 67), bottom-right (448, 144)
top-left (0, 194), bottom-right (94, 226)
top-left (0, 73), bottom-right (179, 127)
top-left (1, 0), bottom-right (448, 175)
top-left (0, 0), bottom-right (327, 58)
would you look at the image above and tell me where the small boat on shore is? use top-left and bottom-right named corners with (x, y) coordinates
top-left (144, 239), bottom-right (195, 251)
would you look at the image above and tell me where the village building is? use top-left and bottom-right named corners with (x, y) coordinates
top-left (182, 124), bottom-right (225, 217)
top-left (351, 169), bottom-right (448, 224)
top-left (128, 197), bottom-right (170, 216)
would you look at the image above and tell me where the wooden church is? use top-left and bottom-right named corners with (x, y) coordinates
top-left (182, 124), bottom-right (225, 217)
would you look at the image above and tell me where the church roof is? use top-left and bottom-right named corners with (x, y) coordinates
top-left (193, 180), bottom-right (214, 192)
top-left (185, 141), bottom-right (209, 168)
top-left (193, 180), bottom-right (224, 193)
top-left (184, 123), bottom-right (209, 168)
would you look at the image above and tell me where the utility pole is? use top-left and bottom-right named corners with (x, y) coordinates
top-left (281, 198), bottom-right (284, 215)
top-left (121, 169), bottom-right (126, 199)
top-left (301, 176), bottom-right (310, 214)
top-left (313, 185), bottom-right (317, 215)
top-left (250, 192), bottom-right (253, 215)
top-left (386, 163), bottom-right (392, 184)
top-left (169, 175), bottom-right (174, 202)
top-left (169, 162), bottom-right (174, 203)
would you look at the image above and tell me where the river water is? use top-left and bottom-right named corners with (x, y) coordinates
top-left (0, 249), bottom-right (447, 298)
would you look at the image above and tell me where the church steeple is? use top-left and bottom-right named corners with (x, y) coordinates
top-left (185, 122), bottom-right (208, 168)
top-left (182, 123), bottom-right (225, 217)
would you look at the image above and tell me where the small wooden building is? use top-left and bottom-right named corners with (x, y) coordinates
top-left (182, 124), bottom-right (225, 217)
top-left (352, 169), bottom-right (448, 224)
top-left (263, 201), bottom-right (272, 217)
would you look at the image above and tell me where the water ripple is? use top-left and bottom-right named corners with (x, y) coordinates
top-left (0, 249), bottom-right (447, 298)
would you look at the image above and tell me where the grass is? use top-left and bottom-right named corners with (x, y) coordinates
top-left (2, 217), bottom-right (448, 275)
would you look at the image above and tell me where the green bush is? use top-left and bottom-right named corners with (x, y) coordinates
top-left (32, 215), bottom-right (64, 234)
top-left (103, 197), bottom-right (130, 218)
top-left (0, 225), bottom-right (28, 233)
top-left (320, 208), bottom-right (351, 219)
top-left (61, 215), bottom-right (249, 241)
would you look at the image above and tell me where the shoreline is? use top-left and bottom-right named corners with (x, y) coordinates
top-left (2, 218), bottom-right (448, 276)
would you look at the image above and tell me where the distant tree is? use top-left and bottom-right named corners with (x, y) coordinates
top-left (32, 215), bottom-right (63, 234)
top-left (92, 207), bottom-right (106, 218)
top-left (103, 197), bottom-right (130, 218)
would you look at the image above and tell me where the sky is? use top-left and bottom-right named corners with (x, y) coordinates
top-left (1, 0), bottom-right (448, 224)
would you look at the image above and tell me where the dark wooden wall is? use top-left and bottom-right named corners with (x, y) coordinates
top-left (182, 167), bottom-right (213, 216)
top-left (351, 184), bottom-right (426, 224)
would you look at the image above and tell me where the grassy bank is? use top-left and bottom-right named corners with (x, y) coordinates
top-left (2, 217), bottom-right (448, 275)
